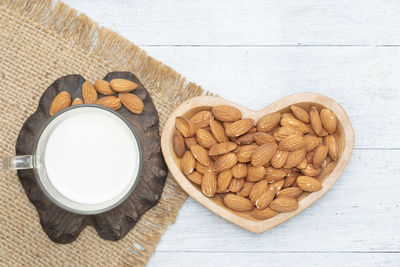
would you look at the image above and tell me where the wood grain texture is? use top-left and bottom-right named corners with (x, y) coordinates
top-left (162, 94), bottom-right (354, 233)
top-left (64, 0), bottom-right (400, 45)
top-left (15, 72), bottom-right (167, 243)
top-left (152, 150), bottom-right (400, 252)
top-left (149, 252), bottom-right (400, 267)
top-left (145, 46), bottom-right (400, 149)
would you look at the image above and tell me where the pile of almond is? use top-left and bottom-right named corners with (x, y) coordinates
top-left (49, 78), bottom-right (144, 116)
top-left (173, 104), bottom-right (339, 220)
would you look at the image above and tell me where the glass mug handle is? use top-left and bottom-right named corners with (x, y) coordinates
top-left (2, 155), bottom-right (33, 170)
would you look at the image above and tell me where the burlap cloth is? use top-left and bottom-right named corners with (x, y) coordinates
top-left (0, 1), bottom-right (205, 266)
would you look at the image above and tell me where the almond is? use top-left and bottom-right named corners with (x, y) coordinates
top-left (94, 80), bottom-right (115, 95)
top-left (190, 144), bottom-right (211, 166)
top-left (209, 142), bottom-right (237, 156)
top-left (276, 187), bottom-right (303, 198)
top-left (237, 182), bottom-right (255, 197)
top-left (284, 172), bottom-right (299, 188)
top-left (229, 178), bottom-right (245, 193)
top-left (265, 167), bottom-right (286, 183)
top-left (179, 104), bottom-right (340, 207)
top-left (252, 207), bottom-right (279, 220)
top-left (281, 112), bottom-right (296, 119)
top-left (95, 96), bottom-right (121, 110)
top-left (278, 134), bottom-right (306, 151)
top-left (310, 106), bottom-right (325, 136)
top-left (223, 122), bottom-right (233, 129)
top-left (255, 189), bottom-right (276, 209)
top-left (185, 137), bottom-right (197, 148)
top-left (256, 112), bottom-right (281, 132)
top-left (71, 98), bottom-right (83, 106)
top-left (223, 194), bottom-right (253, 212)
top-left (280, 117), bottom-right (312, 134)
top-left (320, 108), bottom-right (337, 134)
top-left (209, 154), bottom-right (219, 161)
top-left (237, 144), bottom-right (259, 163)
top-left (296, 158), bottom-right (308, 169)
top-left (272, 178), bottom-right (285, 190)
top-left (269, 197), bottom-right (298, 212)
top-left (181, 150), bottom-right (196, 175)
top-left (175, 116), bottom-right (197, 137)
top-left (246, 166), bottom-right (266, 182)
top-left (211, 156), bottom-right (220, 162)
top-left (282, 168), bottom-right (293, 177)
top-left (119, 93), bottom-right (144, 114)
top-left (173, 130), bottom-right (186, 157)
top-left (225, 118), bottom-right (254, 137)
top-left (321, 159), bottom-right (327, 168)
top-left (268, 126), bottom-right (281, 136)
top-left (213, 152), bottom-right (237, 172)
top-left (190, 110), bottom-right (214, 128)
top-left (290, 105), bottom-right (310, 123)
top-left (325, 135), bottom-right (338, 161)
top-left (82, 81), bottom-right (98, 104)
top-left (209, 119), bottom-right (229, 143)
top-left (313, 144), bottom-right (329, 168)
top-left (297, 176), bottom-right (322, 192)
top-left (235, 133), bottom-right (254, 145)
top-left (304, 134), bottom-right (322, 152)
top-left (251, 143), bottom-right (277, 167)
top-left (187, 171), bottom-right (203, 185)
top-left (195, 128), bottom-right (218, 149)
top-left (306, 151), bottom-right (315, 163)
top-left (49, 91), bottom-right (71, 116)
top-left (110, 78), bottom-right (138, 93)
top-left (195, 161), bottom-right (213, 175)
top-left (232, 163), bottom-right (247, 179)
top-left (271, 150), bottom-right (289, 168)
top-left (217, 169), bottom-right (232, 193)
top-left (301, 164), bottom-right (322, 177)
top-left (254, 132), bottom-right (275, 145)
top-left (212, 105), bottom-right (242, 122)
top-left (284, 148), bottom-right (306, 168)
top-left (249, 180), bottom-right (268, 203)
top-left (249, 127), bottom-right (257, 133)
top-left (273, 126), bottom-right (303, 142)
top-left (319, 129), bottom-right (329, 136)
top-left (202, 171), bottom-right (217, 197)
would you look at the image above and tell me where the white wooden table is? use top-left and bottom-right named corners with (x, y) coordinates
top-left (64, 1), bottom-right (400, 266)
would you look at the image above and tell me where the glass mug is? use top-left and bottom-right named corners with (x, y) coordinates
top-left (3, 105), bottom-right (142, 215)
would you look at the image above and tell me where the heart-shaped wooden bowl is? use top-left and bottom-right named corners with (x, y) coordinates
top-left (161, 93), bottom-right (354, 233)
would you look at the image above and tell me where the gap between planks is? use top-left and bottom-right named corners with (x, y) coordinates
top-left (154, 250), bottom-right (400, 254)
top-left (140, 45), bottom-right (400, 47)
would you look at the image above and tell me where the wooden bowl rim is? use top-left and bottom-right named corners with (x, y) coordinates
top-left (161, 92), bottom-right (354, 233)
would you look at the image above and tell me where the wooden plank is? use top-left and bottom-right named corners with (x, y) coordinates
top-left (150, 150), bottom-right (400, 252)
top-left (64, 0), bottom-right (400, 45)
top-left (145, 46), bottom-right (400, 148)
top-left (148, 252), bottom-right (400, 267)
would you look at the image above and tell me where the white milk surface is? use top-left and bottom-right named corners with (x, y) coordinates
top-left (44, 111), bottom-right (139, 205)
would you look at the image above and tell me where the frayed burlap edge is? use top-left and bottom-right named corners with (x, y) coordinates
top-left (0, 0), bottom-right (210, 266)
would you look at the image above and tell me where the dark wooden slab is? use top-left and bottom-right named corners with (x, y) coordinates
top-left (15, 72), bottom-right (167, 244)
